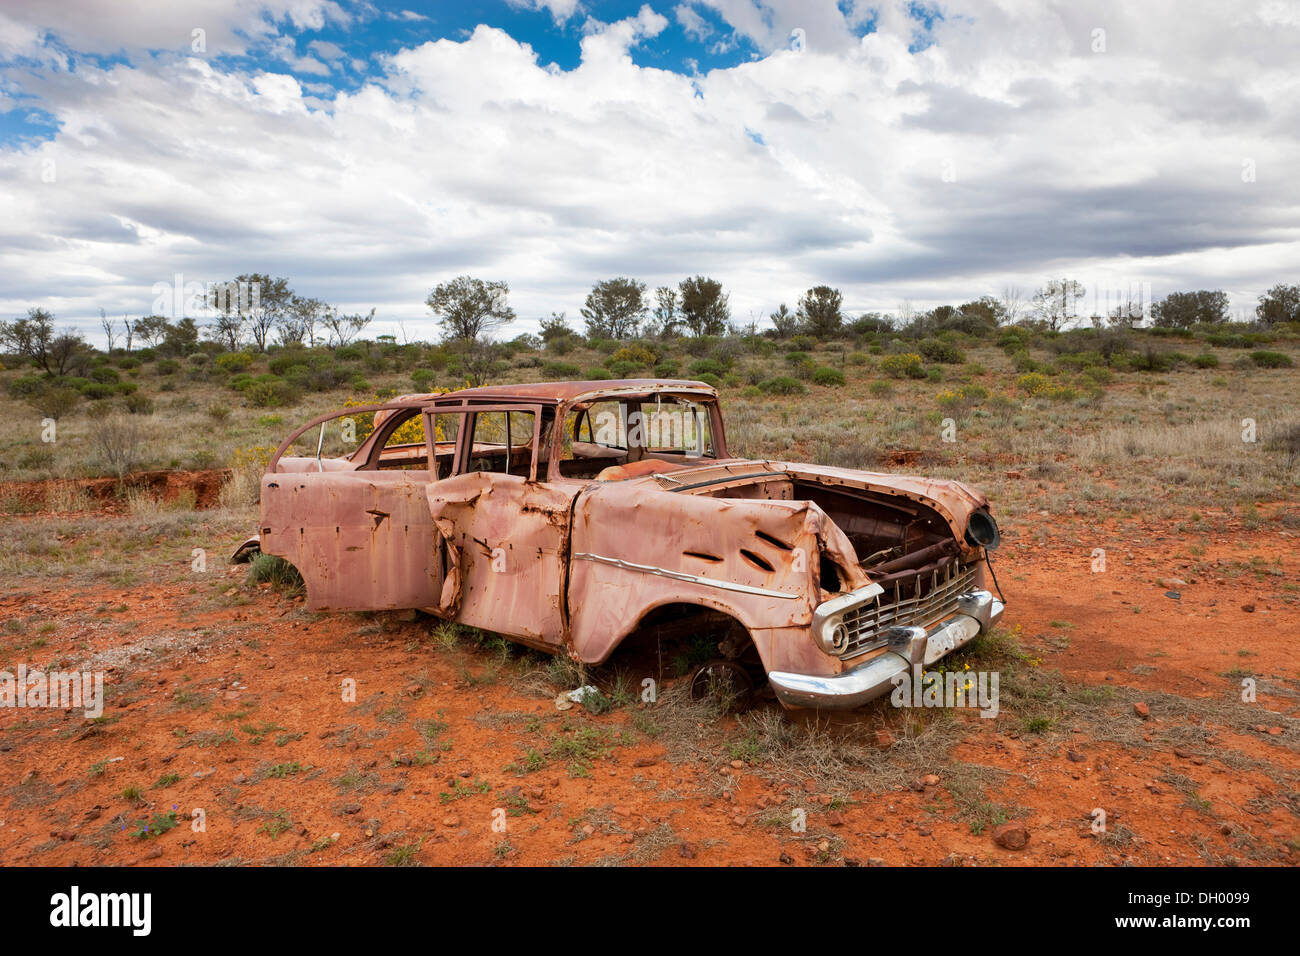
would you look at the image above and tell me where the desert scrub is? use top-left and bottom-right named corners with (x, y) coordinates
top-left (1016, 372), bottom-right (1075, 400)
top-left (1250, 350), bottom-right (1293, 369)
top-left (246, 553), bottom-right (304, 593)
top-left (812, 366), bottom-right (846, 387)
top-left (880, 353), bottom-right (925, 379)
top-left (759, 376), bottom-right (806, 395)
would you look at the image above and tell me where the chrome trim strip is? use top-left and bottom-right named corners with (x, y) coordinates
top-left (573, 552), bottom-right (799, 600)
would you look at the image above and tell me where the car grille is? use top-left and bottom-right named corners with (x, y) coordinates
top-left (839, 562), bottom-right (979, 659)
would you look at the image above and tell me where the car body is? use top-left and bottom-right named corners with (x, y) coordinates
top-left (240, 378), bottom-right (1005, 709)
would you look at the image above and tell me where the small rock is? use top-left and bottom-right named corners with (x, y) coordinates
top-left (1133, 702), bottom-right (1150, 718)
top-left (992, 821), bottom-right (1030, 850)
top-left (1241, 603), bottom-right (1255, 613)
top-left (920, 773), bottom-right (940, 787)
top-left (680, 843), bottom-right (697, 859)
top-left (1066, 750), bottom-right (1087, 763)
top-left (874, 729), bottom-right (895, 748)
top-left (441, 815), bottom-right (460, 827)
top-left (730, 760), bottom-right (745, 769)
top-left (826, 811), bottom-right (845, 827)
top-left (633, 757), bottom-right (657, 768)
top-left (1268, 727), bottom-right (1284, 736)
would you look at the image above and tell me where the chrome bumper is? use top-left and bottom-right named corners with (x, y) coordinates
top-left (768, 590), bottom-right (1005, 710)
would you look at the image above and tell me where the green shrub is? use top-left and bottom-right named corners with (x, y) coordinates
top-left (917, 339), bottom-right (965, 364)
top-left (155, 358), bottom-right (180, 376)
top-left (1191, 352), bottom-right (1219, 368)
top-left (695, 372), bottom-right (722, 388)
top-left (244, 376), bottom-right (300, 408)
top-left (812, 366), bottom-right (845, 387)
top-left (759, 376), bottom-right (806, 395)
top-left (542, 361), bottom-right (581, 378)
top-left (654, 359), bottom-right (680, 378)
top-left (90, 365), bottom-right (120, 384)
top-left (586, 367), bottom-right (611, 380)
top-left (880, 353), bottom-right (925, 379)
top-left (689, 358), bottom-right (725, 377)
top-left (1251, 350), bottom-right (1293, 369)
top-left (117, 357), bottom-right (142, 371)
top-left (124, 393), bottom-right (155, 415)
top-left (79, 382), bottom-right (115, 400)
top-left (7, 375), bottom-right (45, 398)
top-left (215, 352), bottom-right (254, 373)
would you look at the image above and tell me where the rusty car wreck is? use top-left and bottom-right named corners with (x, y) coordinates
top-left (237, 379), bottom-right (1005, 709)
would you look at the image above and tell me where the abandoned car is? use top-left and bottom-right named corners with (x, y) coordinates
top-left (236, 379), bottom-right (1005, 709)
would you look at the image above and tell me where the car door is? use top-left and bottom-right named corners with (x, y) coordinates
top-left (259, 404), bottom-right (445, 613)
top-left (424, 403), bottom-right (574, 649)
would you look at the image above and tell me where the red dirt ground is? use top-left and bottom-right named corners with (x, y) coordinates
top-left (1, 503), bottom-right (1297, 867)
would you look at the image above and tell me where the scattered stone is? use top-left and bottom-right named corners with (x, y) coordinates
top-left (1067, 750), bottom-right (1087, 763)
top-left (920, 773), bottom-right (940, 787)
top-left (1133, 702), bottom-right (1150, 718)
top-left (1268, 727), bottom-right (1284, 736)
top-left (826, 811), bottom-right (845, 827)
top-left (730, 760), bottom-right (745, 769)
top-left (992, 821), bottom-right (1030, 850)
top-left (441, 815), bottom-right (459, 827)
top-left (1159, 578), bottom-right (1187, 589)
top-left (633, 757), bottom-right (657, 768)
top-left (874, 729), bottom-right (895, 748)
top-left (778, 850), bottom-right (793, 865)
top-left (1241, 604), bottom-right (1255, 613)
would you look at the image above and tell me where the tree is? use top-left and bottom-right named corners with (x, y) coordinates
top-left (581, 277), bottom-right (647, 339)
top-left (769, 303), bottom-right (800, 337)
top-left (651, 286), bottom-right (682, 338)
top-left (797, 286), bottom-right (844, 338)
top-left (207, 274), bottom-right (292, 351)
top-left (1107, 300), bottom-right (1145, 328)
top-left (133, 314), bottom-right (171, 348)
top-left (322, 308), bottom-right (374, 347)
top-left (678, 276), bottom-right (730, 337)
top-left (955, 297), bottom-right (1002, 333)
top-left (100, 309), bottom-right (118, 352)
top-left (426, 276), bottom-right (515, 343)
top-left (207, 310), bottom-right (245, 351)
top-left (284, 295), bottom-right (330, 347)
top-left (0, 308), bottom-right (91, 376)
top-left (1151, 290), bottom-right (1229, 328)
top-left (1032, 278), bottom-right (1086, 331)
top-left (999, 286), bottom-right (1026, 326)
top-left (539, 312), bottom-right (571, 343)
top-left (161, 317), bottom-right (200, 357)
top-left (1256, 283), bottom-right (1300, 327)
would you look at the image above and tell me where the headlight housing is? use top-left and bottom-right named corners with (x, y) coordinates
top-left (964, 508), bottom-right (1000, 550)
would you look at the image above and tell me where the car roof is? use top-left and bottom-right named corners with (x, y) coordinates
top-left (423, 379), bottom-right (718, 406)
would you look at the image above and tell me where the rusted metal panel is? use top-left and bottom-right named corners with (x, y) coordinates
top-left (260, 471), bottom-right (439, 612)
top-left (426, 471), bottom-right (574, 647)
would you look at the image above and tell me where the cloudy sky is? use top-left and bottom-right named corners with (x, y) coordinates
top-left (1, 0), bottom-right (1297, 343)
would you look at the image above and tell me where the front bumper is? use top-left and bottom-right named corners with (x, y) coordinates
top-left (768, 589), bottom-right (1004, 709)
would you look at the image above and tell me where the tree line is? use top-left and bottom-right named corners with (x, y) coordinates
top-left (3, 272), bottom-right (1298, 379)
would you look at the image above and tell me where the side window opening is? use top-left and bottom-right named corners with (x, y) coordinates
top-left (467, 410), bottom-right (537, 478)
